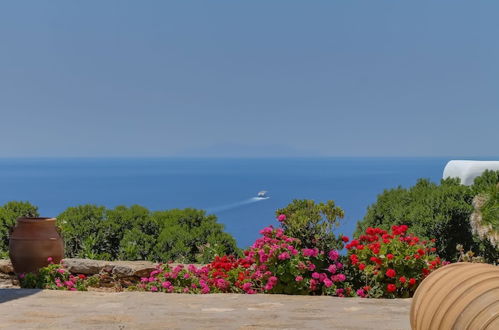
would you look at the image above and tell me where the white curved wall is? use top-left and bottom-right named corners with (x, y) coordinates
top-left (443, 160), bottom-right (499, 186)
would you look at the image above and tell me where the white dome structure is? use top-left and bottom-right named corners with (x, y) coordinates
top-left (443, 160), bottom-right (499, 186)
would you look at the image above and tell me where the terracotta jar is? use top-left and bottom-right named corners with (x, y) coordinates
top-left (9, 217), bottom-right (64, 275)
top-left (410, 262), bottom-right (499, 330)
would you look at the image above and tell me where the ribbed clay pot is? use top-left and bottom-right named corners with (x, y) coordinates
top-left (9, 217), bottom-right (64, 275)
top-left (410, 262), bottom-right (499, 330)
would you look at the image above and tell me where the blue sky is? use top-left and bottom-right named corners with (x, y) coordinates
top-left (0, 1), bottom-right (498, 157)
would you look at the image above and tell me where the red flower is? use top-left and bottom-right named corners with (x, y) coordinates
top-left (358, 263), bottom-right (366, 271)
top-left (342, 236), bottom-right (350, 242)
top-left (399, 276), bottom-right (406, 283)
top-left (417, 249), bottom-right (425, 256)
top-left (78, 274), bottom-right (86, 280)
top-left (386, 253), bottom-right (394, 260)
top-left (385, 269), bottom-right (396, 278)
top-left (430, 247), bottom-right (436, 252)
top-left (366, 227), bottom-right (376, 235)
top-left (409, 278), bottom-right (416, 285)
top-left (387, 284), bottom-right (397, 292)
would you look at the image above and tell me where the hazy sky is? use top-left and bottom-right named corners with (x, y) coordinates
top-left (0, 1), bottom-right (498, 157)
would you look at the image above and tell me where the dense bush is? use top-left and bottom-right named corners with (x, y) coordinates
top-left (356, 172), bottom-right (499, 263)
top-left (275, 199), bottom-right (345, 252)
top-left (57, 205), bottom-right (239, 263)
top-left (346, 225), bottom-right (443, 298)
top-left (0, 201), bottom-right (39, 258)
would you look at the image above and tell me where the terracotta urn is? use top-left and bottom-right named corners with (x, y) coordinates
top-left (9, 217), bottom-right (64, 275)
top-left (410, 262), bottom-right (499, 330)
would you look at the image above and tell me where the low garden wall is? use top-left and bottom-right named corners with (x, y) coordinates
top-left (0, 258), bottom-right (199, 290)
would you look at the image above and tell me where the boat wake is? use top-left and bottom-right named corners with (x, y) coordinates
top-left (207, 196), bottom-right (269, 213)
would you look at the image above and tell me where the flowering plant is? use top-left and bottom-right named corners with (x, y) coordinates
top-left (346, 225), bottom-right (445, 298)
top-left (19, 258), bottom-right (89, 291)
top-left (139, 222), bottom-right (352, 296)
top-left (241, 225), bottom-right (352, 295)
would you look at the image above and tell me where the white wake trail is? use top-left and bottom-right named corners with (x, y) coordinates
top-left (207, 197), bottom-right (269, 213)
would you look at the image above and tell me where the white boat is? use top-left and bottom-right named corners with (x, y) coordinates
top-left (257, 191), bottom-right (268, 198)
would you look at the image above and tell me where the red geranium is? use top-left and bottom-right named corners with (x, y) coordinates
top-left (385, 269), bottom-right (396, 278)
top-left (387, 284), bottom-right (397, 292)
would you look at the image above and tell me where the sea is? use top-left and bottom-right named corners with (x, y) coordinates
top-left (0, 157), bottom-right (456, 248)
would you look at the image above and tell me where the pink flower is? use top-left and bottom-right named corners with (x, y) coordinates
top-left (161, 281), bottom-right (171, 289)
top-left (150, 286), bottom-right (158, 292)
top-left (312, 272), bottom-right (320, 279)
top-left (18, 273), bottom-right (25, 279)
top-left (328, 250), bottom-right (339, 261)
top-left (278, 252), bottom-right (290, 260)
top-left (242, 282), bottom-right (252, 291)
top-left (302, 248), bottom-right (318, 257)
top-left (264, 283), bottom-right (274, 291)
top-left (47, 257), bottom-right (53, 263)
top-left (295, 276), bottom-right (303, 282)
top-left (57, 269), bottom-right (65, 274)
top-left (356, 289), bottom-right (366, 298)
top-left (183, 273), bottom-right (190, 279)
top-left (333, 274), bottom-right (346, 282)
top-left (268, 276), bottom-right (278, 284)
top-left (327, 264), bottom-right (337, 274)
top-left (323, 279), bottom-right (333, 288)
top-left (277, 214), bottom-right (287, 222)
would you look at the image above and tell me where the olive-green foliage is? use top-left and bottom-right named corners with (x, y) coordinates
top-left (0, 201), bottom-right (39, 258)
top-left (57, 205), bottom-right (239, 263)
top-left (481, 184), bottom-right (499, 230)
top-left (276, 199), bottom-right (345, 251)
top-left (356, 171), bottom-right (499, 263)
top-left (472, 170), bottom-right (499, 195)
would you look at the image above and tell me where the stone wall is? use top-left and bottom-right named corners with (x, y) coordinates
top-left (0, 258), bottom-right (168, 289)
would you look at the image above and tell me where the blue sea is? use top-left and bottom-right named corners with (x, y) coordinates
top-left (0, 158), bottom-right (452, 248)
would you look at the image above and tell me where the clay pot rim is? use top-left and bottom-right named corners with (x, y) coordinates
top-left (17, 217), bottom-right (57, 223)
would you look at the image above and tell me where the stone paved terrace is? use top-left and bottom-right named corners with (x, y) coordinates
top-left (0, 289), bottom-right (411, 329)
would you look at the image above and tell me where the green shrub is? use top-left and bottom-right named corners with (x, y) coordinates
top-left (356, 172), bottom-right (499, 263)
top-left (275, 199), bottom-right (345, 252)
top-left (0, 201), bottom-right (39, 258)
top-left (57, 205), bottom-right (239, 263)
top-left (153, 208), bottom-right (240, 263)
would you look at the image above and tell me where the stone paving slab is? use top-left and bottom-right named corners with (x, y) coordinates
top-left (0, 289), bottom-right (411, 330)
